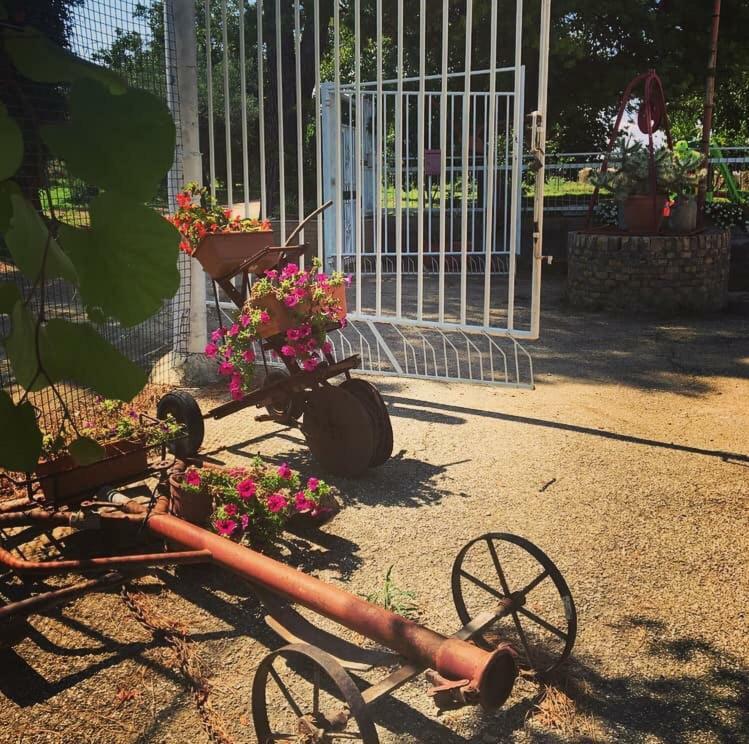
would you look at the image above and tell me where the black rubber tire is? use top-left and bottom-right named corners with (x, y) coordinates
top-left (263, 369), bottom-right (305, 425)
top-left (340, 379), bottom-right (394, 466)
top-left (156, 390), bottom-right (204, 459)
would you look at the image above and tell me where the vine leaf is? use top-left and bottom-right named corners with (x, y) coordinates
top-left (69, 436), bottom-right (105, 466)
top-left (5, 193), bottom-right (78, 283)
top-left (0, 180), bottom-right (20, 233)
top-left (43, 319), bottom-right (148, 401)
top-left (59, 193), bottom-right (180, 327)
top-left (41, 78), bottom-right (175, 202)
top-left (0, 391), bottom-right (43, 472)
top-left (0, 103), bottom-right (23, 181)
top-left (5, 300), bottom-right (47, 391)
top-left (0, 282), bottom-right (20, 314)
top-left (2, 27), bottom-right (125, 94)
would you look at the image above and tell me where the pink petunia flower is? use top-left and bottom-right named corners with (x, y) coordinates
top-left (281, 345), bottom-right (297, 357)
top-left (231, 388), bottom-right (244, 400)
top-left (228, 323), bottom-right (240, 337)
top-left (211, 327), bottom-right (228, 343)
top-left (237, 478), bottom-right (256, 500)
top-left (306, 338), bottom-right (318, 351)
top-left (218, 361), bottom-right (235, 376)
top-left (344, 274), bottom-right (353, 286)
top-left (298, 323), bottom-right (312, 338)
top-left (204, 342), bottom-right (218, 358)
top-left (322, 341), bottom-right (333, 355)
top-left (277, 462), bottom-right (292, 479)
top-left (286, 327), bottom-right (302, 341)
top-left (265, 269), bottom-right (278, 280)
top-left (260, 311), bottom-right (271, 324)
top-left (266, 493), bottom-right (287, 513)
top-left (283, 294), bottom-right (299, 308)
top-left (224, 503), bottom-right (238, 516)
top-left (240, 514), bottom-right (250, 529)
top-left (302, 356), bottom-right (319, 372)
top-left (214, 519), bottom-right (237, 536)
top-left (240, 313), bottom-right (251, 327)
top-left (281, 263), bottom-right (299, 278)
top-left (242, 349), bottom-right (255, 363)
top-left (294, 491), bottom-right (316, 512)
top-left (185, 469), bottom-right (201, 486)
top-left (307, 477), bottom-right (319, 492)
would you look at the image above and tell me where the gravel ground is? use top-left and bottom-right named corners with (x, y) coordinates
top-left (1, 277), bottom-right (748, 743)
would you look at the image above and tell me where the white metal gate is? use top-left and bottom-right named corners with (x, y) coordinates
top-left (192, 0), bottom-right (552, 388)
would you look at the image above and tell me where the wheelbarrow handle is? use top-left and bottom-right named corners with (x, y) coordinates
top-left (283, 200), bottom-right (334, 248)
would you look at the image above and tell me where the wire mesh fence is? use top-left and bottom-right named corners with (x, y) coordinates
top-left (0, 0), bottom-right (189, 430)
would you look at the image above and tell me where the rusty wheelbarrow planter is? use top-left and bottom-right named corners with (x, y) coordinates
top-left (0, 483), bottom-right (576, 742)
top-left (157, 201), bottom-right (394, 478)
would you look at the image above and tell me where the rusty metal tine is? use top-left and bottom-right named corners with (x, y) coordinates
top-left (283, 200), bottom-right (334, 247)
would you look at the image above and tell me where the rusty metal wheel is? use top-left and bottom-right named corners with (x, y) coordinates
top-left (301, 386), bottom-right (375, 477)
top-left (264, 369), bottom-right (305, 425)
top-left (451, 533), bottom-right (577, 676)
top-left (251, 643), bottom-right (379, 743)
top-left (339, 380), bottom-right (393, 467)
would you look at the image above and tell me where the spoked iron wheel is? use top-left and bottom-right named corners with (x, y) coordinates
top-left (339, 379), bottom-right (393, 467)
top-left (451, 533), bottom-right (577, 676)
top-left (252, 643), bottom-right (379, 743)
top-left (302, 386), bottom-right (375, 477)
top-left (263, 369), bottom-right (305, 425)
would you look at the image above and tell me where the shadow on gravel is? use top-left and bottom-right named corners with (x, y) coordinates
top-left (384, 395), bottom-right (749, 464)
top-left (534, 614), bottom-right (749, 743)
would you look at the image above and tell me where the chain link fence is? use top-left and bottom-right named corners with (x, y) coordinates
top-left (0, 0), bottom-right (189, 429)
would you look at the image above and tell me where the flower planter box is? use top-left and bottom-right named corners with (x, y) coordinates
top-left (36, 439), bottom-right (149, 503)
top-left (251, 284), bottom-right (347, 340)
top-left (169, 472), bottom-right (214, 525)
top-left (623, 194), bottom-right (667, 234)
top-left (193, 231), bottom-right (276, 280)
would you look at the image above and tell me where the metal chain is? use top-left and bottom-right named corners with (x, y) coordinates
top-left (120, 585), bottom-right (236, 744)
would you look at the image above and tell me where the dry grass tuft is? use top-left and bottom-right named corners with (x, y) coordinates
top-left (529, 683), bottom-right (604, 741)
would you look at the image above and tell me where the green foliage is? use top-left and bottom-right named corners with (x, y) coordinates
top-left (60, 193), bottom-right (180, 327)
top-left (0, 22), bottom-right (179, 472)
top-left (41, 78), bottom-right (175, 202)
top-left (365, 566), bottom-right (419, 619)
top-left (68, 436), bottom-right (105, 466)
top-left (2, 26), bottom-right (125, 93)
top-left (4, 192), bottom-right (77, 283)
top-left (0, 391), bottom-right (42, 472)
top-left (0, 104), bottom-right (22, 181)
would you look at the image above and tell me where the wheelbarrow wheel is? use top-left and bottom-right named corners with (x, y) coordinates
top-left (252, 643), bottom-right (379, 744)
top-left (451, 533), bottom-right (577, 677)
top-left (302, 385), bottom-right (375, 477)
top-left (263, 369), bottom-right (305, 425)
top-left (156, 391), bottom-right (204, 459)
top-left (339, 379), bottom-right (393, 466)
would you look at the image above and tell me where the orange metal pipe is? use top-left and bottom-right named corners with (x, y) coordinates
top-left (145, 512), bottom-right (517, 709)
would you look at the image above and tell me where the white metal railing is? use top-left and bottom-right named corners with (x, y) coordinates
top-left (194, 0), bottom-right (551, 386)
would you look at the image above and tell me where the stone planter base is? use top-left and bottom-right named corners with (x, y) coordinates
top-left (567, 229), bottom-right (730, 313)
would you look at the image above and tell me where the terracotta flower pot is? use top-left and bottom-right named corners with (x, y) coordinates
top-left (193, 231), bottom-right (275, 280)
top-left (36, 439), bottom-right (149, 503)
top-left (623, 194), bottom-right (668, 234)
top-left (169, 473), bottom-right (214, 525)
top-left (251, 284), bottom-right (348, 340)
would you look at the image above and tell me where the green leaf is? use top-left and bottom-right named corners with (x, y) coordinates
top-left (0, 179), bottom-right (20, 233)
top-left (41, 79), bottom-right (175, 202)
top-left (59, 193), bottom-right (180, 327)
top-left (43, 319), bottom-right (148, 401)
top-left (69, 436), bottom-right (105, 465)
top-left (2, 27), bottom-right (125, 94)
top-left (5, 194), bottom-right (78, 283)
top-left (0, 282), bottom-right (20, 314)
top-left (0, 391), bottom-right (42, 472)
top-left (5, 300), bottom-right (47, 391)
top-left (0, 103), bottom-right (22, 180)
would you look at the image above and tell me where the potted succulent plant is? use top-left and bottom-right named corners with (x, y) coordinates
top-left (667, 141), bottom-right (705, 233)
top-left (589, 136), bottom-right (676, 233)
